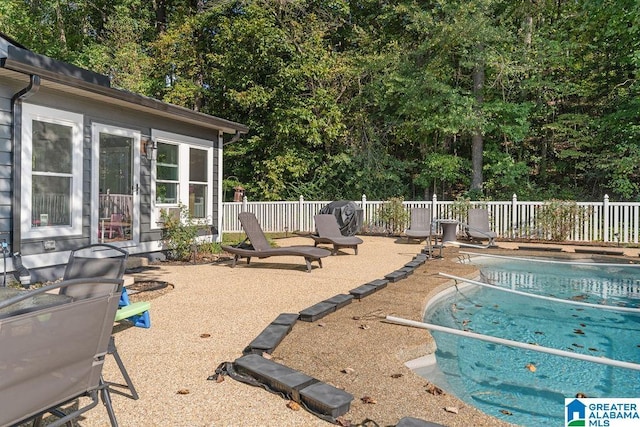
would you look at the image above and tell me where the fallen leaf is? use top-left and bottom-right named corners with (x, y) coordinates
top-left (574, 329), bottom-right (585, 335)
top-left (425, 384), bottom-right (444, 395)
top-left (177, 389), bottom-right (190, 395)
top-left (572, 343), bottom-right (584, 348)
top-left (390, 373), bottom-right (403, 379)
top-left (336, 416), bottom-right (352, 426)
top-left (262, 352), bottom-right (273, 360)
top-left (576, 392), bottom-right (588, 398)
top-left (318, 322), bottom-right (326, 327)
top-left (526, 363), bottom-right (536, 372)
top-left (342, 367), bottom-right (355, 375)
top-left (588, 347), bottom-right (598, 352)
top-left (286, 401), bottom-right (301, 411)
top-left (361, 396), bottom-right (377, 404)
top-left (534, 331), bottom-right (544, 335)
top-left (359, 324), bottom-right (370, 330)
top-left (215, 375), bottom-right (224, 383)
top-left (352, 316), bottom-right (360, 320)
top-left (500, 409), bottom-right (513, 415)
top-left (199, 333), bottom-right (211, 338)
top-left (444, 406), bottom-right (459, 414)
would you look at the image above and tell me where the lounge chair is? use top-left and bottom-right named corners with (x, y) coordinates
top-left (465, 208), bottom-right (498, 246)
top-left (311, 214), bottom-right (363, 255)
top-left (222, 212), bottom-right (332, 273)
top-left (404, 208), bottom-right (442, 257)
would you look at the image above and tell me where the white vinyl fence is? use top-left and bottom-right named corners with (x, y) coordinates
top-left (222, 194), bottom-right (640, 244)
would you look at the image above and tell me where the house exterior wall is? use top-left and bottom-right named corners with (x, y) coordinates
top-left (0, 75), bottom-right (224, 281)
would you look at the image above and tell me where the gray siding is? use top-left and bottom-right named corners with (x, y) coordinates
top-left (18, 85), bottom-right (223, 257)
top-left (0, 90), bottom-right (13, 249)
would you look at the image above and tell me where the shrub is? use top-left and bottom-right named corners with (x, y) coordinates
top-left (378, 197), bottom-right (409, 235)
top-left (536, 199), bottom-right (586, 241)
top-left (160, 205), bottom-right (199, 261)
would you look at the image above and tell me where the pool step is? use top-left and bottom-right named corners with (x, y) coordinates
top-left (234, 354), bottom-right (353, 418)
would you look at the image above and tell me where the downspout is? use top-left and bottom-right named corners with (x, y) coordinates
top-left (11, 74), bottom-right (40, 286)
top-left (223, 130), bottom-right (243, 147)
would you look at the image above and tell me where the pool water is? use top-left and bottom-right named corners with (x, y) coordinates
top-left (418, 256), bottom-right (640, 426)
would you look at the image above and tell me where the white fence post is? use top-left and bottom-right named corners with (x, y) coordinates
top-left (298, 195), bottom-right (304, 232)
top-left (603, 194), bottom-right (609, 243)
top-left (361, 194), bottom-right (367, 225)
top-left (511, 193), bottom-right (518, 238)
top-left (242, 195), bottom-right (248, 212)
top-left (431, 193), bottom-right (437, 219)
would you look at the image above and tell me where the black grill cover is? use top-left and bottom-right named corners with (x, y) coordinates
top-left (318, 200), bottom-right (363, 236)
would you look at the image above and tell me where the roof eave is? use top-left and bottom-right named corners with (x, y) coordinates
top-left (1, 45), bottom-right (249, 135)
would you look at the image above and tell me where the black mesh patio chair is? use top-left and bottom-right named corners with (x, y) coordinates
top-left (0, 277), bottom-right (123, 427)
top-left (63, 244), bottom-right (140, 401)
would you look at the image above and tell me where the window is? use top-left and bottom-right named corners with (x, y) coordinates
top-left (189, 148), bottom-right (208, 219)
top-left (156, 143), bottom-right (179, 204)
top-left (151, 131), bottom-right (213, 226)
top-left (21, 104), bottom-right (83, 238)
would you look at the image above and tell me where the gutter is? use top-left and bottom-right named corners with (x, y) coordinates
top-left (10, 74), bottom-right (40, 257)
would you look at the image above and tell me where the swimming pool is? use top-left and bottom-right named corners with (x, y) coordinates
top-left (416, 254), bottom-right (640, 426)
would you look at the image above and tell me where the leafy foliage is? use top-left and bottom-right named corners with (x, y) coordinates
top-left (1, 0), bottom-right (639, 201)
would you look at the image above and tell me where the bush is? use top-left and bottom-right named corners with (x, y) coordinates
top-left (378, 197), bottom-right (409, 235)
top-left (160, 205), bottom-right (199, 261)
top-left (536, 199), bottom-right (586, 241)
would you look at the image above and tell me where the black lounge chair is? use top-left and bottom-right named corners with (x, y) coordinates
top-left (311, 214), bottom-right (363, 255)
top-left (222, 212), bottom-right (332, 273)
top-left (465, 208), bottom-right (498, 246)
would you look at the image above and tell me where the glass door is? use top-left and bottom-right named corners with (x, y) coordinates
top-left (92, 124), bottom-right (140, 244)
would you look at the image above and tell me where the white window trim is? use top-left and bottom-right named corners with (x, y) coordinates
top-left (151, 130), bottom-right (213, 229)
top-left (21, 104), bottom-right (83, 239)
top-left (90, 123), bottom-right (141, 245)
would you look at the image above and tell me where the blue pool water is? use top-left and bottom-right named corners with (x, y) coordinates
top-left (418, 255), bottom-right (640, 426)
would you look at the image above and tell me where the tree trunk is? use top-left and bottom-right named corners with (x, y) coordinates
top-left (471, 49), bottom-right (484, 194)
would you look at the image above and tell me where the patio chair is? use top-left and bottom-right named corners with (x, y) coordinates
top-left (465, 208), bottom-right (498, 246)
top-left (310, 214), bottom-right (363, 255)
top-left (222, 212), bottom-right (332, 273)
top-left (404, 208), bottom-right (442, 257)
top-left (0, 277), bottom-right (123, 427)
top-left (63, 244), bottom-right (141, 401)
top-left (101, 213), bottom-right (125, 240)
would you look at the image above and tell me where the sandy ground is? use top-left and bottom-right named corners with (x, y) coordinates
top-left (57, 236), bottom-right (639, 427)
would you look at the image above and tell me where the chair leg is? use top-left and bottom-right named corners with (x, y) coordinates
top-left (100, 378), bottom-right (119, 427)
top-left (107, 336), bottom-right (139, 400)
